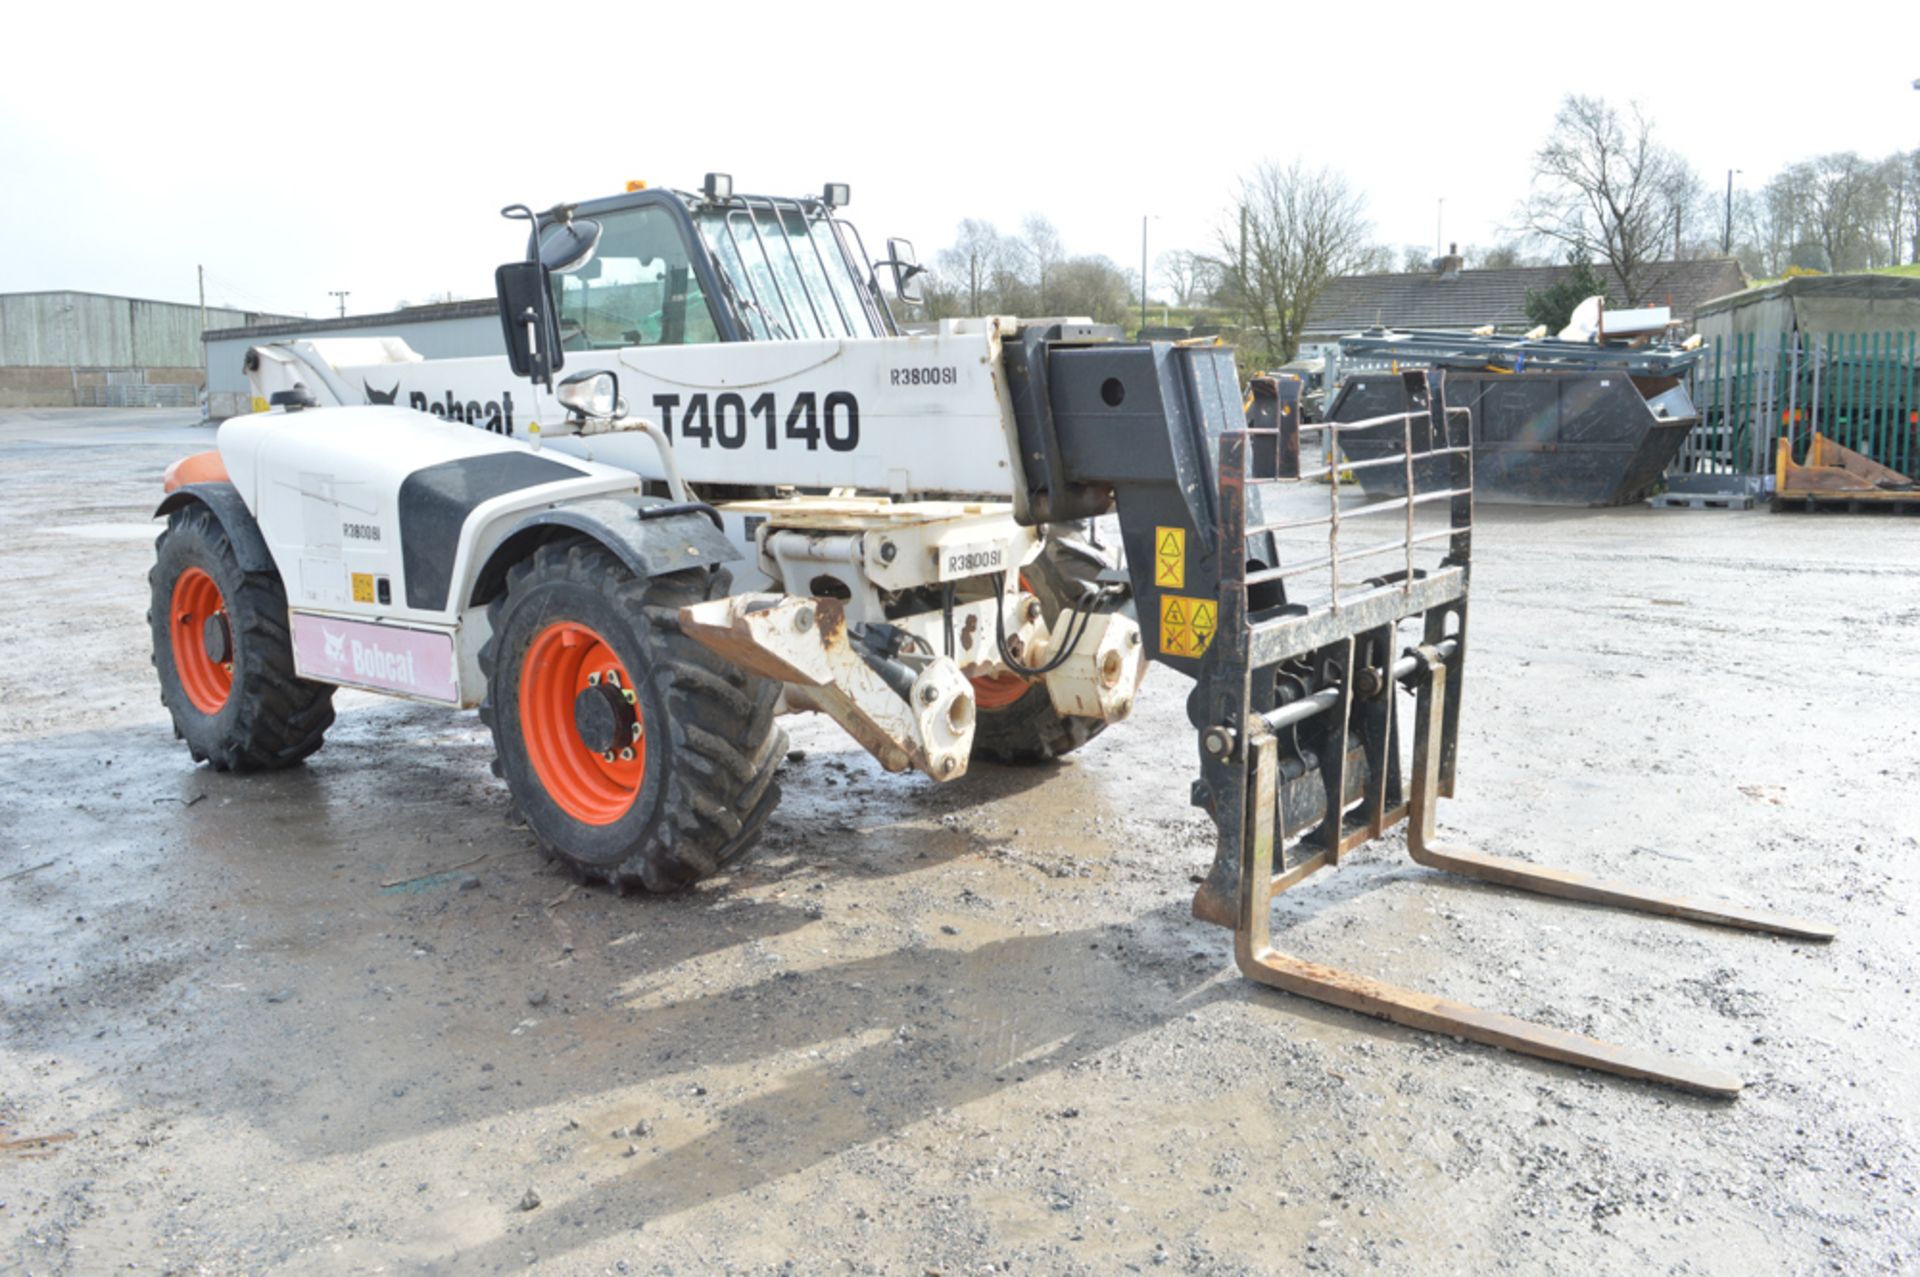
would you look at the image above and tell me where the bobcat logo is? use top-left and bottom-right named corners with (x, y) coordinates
top-left (322, 628), bottom-right (346, 664)
top-left (364, 381), bottom-right (401, 404)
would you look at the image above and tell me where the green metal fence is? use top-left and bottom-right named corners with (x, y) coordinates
top-left (1673, 330), bottom-right (1920, 480)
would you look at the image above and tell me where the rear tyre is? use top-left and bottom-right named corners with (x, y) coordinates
top-left (480, 539), bottom-right (785, 892)
top-left (969, 526), bottom-right (1115, 766)
top-left (148, 503), bottom-right (336, 771)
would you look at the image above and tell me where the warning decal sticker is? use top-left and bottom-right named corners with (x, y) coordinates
top-left (1153, 525), bottom-right (1185, 589)
top-left (1158, 593), bottom-right (1218, 657)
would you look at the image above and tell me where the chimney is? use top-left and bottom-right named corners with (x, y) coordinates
top-left (1432, 242), bottom-right (1463, 279)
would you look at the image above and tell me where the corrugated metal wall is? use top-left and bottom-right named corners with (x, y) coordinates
top-left (0, 291), bottom-right (276, 368)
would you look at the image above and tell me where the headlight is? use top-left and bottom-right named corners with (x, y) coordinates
top-left (556, 369), bottom-right (621, 420)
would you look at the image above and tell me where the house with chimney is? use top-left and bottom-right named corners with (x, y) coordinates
top-left (1298, 248), bottom-right (1746, 362)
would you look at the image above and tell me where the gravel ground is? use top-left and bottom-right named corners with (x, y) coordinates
top-left (1, 408), bottom-right (1916, 1276)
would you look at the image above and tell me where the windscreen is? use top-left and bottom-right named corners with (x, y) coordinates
top-left (694, 200), bottom-right (890, 341)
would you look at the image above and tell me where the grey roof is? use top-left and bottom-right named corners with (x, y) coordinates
top-left (1694, 272), bottom-right (1920, 317)
top-left (203, 298), bottom-right (498, 343)
top-left (1306, 258), bottom-right (1746, 335)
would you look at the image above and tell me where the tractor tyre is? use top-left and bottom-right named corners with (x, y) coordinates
top-left (148, 502), bottom-right (336, 771)
top-left (969, 525), bottom-right (1116, 766)
top-left (480, 539), bottom-right (785, 892)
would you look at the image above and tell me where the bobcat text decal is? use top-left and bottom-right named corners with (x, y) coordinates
top-left (291, 615), bottom-right (460, 705)
top-left (377, 388), bottom-right (517, 436)
top-left (407, 389), bottom-right (517, 435)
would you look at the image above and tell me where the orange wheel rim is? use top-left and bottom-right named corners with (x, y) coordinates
top-left (970, 671), bottom-right (1033, 710)
top-left (170, 567), bottom-right (232, 714)
top-left (520, 620), bottom-right (645, 825)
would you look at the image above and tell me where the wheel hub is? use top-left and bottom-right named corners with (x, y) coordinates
top-left (201, 611), bottom-right (232, 665)
top-left (573, 681), bottom-right (635, 755)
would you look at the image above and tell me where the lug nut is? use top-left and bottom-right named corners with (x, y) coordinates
top-left (619, 748), bottom-right (635, 761)
top-left (630, 722), bottom-right (644, 741)
top-left (606, 670), bottom-right (622, 687)
top-left (602, 749), bottom-right (617, 762)
top-left (588, 672), bottom-right (601, 687)
top-left (623, 689), bottom-right (637, 704)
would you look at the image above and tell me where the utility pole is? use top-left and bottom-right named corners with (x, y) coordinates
top-left (329, 290), bottom-right (350, 319)
top-left (198, 266), bottom-right (209, 414)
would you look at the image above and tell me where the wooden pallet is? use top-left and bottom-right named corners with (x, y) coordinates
top-left (1649, 492), bottom-right (1757, 511)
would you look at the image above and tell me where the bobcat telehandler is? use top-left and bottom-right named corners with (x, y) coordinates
top-left (151, 177), bottom-right (1832, 1095)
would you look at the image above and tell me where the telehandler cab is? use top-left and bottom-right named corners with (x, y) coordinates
top-left (151, 177), bottom-right (1831, 1095)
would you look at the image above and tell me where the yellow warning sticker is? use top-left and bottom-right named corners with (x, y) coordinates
top-left (1159, 593), bottom-right (1218, 657)
top-left (351, 572), bottom-right (376, 604)
top-left (1153, 525), bottom-right (1185, 589)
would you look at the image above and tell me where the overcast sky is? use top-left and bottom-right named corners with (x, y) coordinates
top-left (3, 1), bottom-right (1915, 318)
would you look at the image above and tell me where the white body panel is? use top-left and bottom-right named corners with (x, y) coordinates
top-left (246, 328), bottom-right (1021, 498)
top-left (216, 404), bottom-right (649, 706)
top-left (219, 405), bottom-right (644, 624)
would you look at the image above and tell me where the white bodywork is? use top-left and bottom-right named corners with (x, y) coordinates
top-left (217, 405), bottom-right (649, 706)
top-left (234, 318), bottom-right (1145, 781)
top-left (245, 320), bottom-right (1022, 498)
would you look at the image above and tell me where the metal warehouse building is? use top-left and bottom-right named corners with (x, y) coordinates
top-left (0, 290), bottom-right (296, 409)
top-left (204, 299), bottom-right (501, 419)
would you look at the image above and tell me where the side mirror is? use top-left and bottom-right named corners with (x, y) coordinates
top-left (886, 237), bottom-right (926, 306)
top-left (538, 218), bottom-right (603, 274)
top-left (495, 260), bottom-right (564, 386)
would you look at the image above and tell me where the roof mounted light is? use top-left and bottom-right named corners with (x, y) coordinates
top-left (625, 180), bottom-right (647, 192)
top-left (704, 172), bottom-right (733, 202)
top-left (822, 182), bottom-right (850, 209)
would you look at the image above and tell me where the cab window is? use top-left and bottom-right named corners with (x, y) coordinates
top-left (554, 205), bottom-right (719, 349)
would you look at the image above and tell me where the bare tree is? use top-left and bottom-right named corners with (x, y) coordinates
top-left (1468, 242), bottom-right (1531, 269)
top-left (931, 218), bottom-right (1007, 317)
top-left (1051, 256), bottom-right (1134, 325)
top-left (1216, 160), bottom-right (1375, 365)
top-left (1156, 249), bottom-right (1221, 308)
top-left (1399, 244), bottom-right (1432, 273)
top-left (1019, 216), bottom-right (1066, 312)
top-left (925, 217), bottom-right (1139, 324)
top-left (1803, 153), bottom-right (1882, 270)
top-left (1872, 153), bottom-right (1915, 267)
top-left (1521, 95), bottom-right (1700, 304)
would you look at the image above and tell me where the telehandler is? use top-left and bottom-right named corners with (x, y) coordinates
top-left (152, 177), bottom-right (1831, 1095)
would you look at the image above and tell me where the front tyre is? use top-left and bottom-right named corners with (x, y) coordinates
top-left (148, 503), bottom-right (335, 770)
top-left (481, 540), bottom-right (785, 892)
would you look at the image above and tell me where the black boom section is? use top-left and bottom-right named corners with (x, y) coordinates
top-left (399, 453), bottom-right (588, 611)
top-left (1042, 341), bottom-right (1245, 676)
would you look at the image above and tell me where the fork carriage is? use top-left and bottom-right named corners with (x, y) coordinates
top-left (1174, 368), bottom-right (1832, 1097)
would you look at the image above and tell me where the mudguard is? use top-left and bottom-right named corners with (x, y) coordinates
top-left (469, 496), bottom-right (739, 607)
top-left (154, 482), bottom-right (275, 574)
